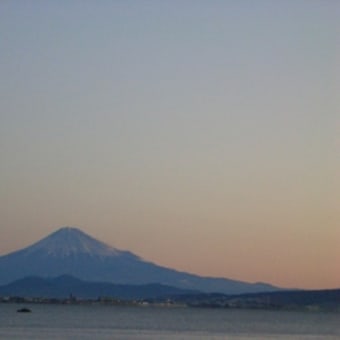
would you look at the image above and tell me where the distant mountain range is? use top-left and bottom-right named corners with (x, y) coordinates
top-left (1, 275), bottom-right (338, 312)
top-left (0, 275), bottom-right (197, 300)
top-left (0, 227), bottom-right (279, 294)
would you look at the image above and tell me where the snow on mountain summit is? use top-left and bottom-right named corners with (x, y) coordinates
top-left (22, 227), bottom-right (122, 257)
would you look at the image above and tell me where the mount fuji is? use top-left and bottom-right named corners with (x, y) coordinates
top-left (0, 227), bottom-right (278, 294)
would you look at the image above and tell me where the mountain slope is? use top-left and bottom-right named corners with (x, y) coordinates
top-left (0, 227), bottom-right (279, 294)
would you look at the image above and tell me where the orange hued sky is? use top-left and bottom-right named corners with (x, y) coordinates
top-left (1, 1), bottom-right (339, 290)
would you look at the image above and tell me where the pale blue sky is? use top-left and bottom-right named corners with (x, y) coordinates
top-left (1, 1), bottom-right (339, 289)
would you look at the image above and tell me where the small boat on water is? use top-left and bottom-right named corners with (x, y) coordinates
top-left (17, 307), bottom-right (32, 313)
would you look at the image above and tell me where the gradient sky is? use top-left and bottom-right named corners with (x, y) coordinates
top-left (1, 1), bottom-right (339, 289)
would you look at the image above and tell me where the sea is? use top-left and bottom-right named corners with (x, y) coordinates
top-left (0, 303), bottom-right (339, 339)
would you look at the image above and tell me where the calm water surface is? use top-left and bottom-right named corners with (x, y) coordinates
top-left (0, 303), bottom-right (339, 339)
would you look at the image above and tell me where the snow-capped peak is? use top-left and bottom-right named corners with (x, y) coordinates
top-left (22, 227), bottom-right (122, 257)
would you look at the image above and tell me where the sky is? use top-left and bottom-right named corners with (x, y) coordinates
top-left (1, 0), bottom-right (339, 290)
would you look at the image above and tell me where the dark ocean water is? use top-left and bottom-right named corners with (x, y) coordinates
top-left (0, 303), bottom-right (339, 339)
